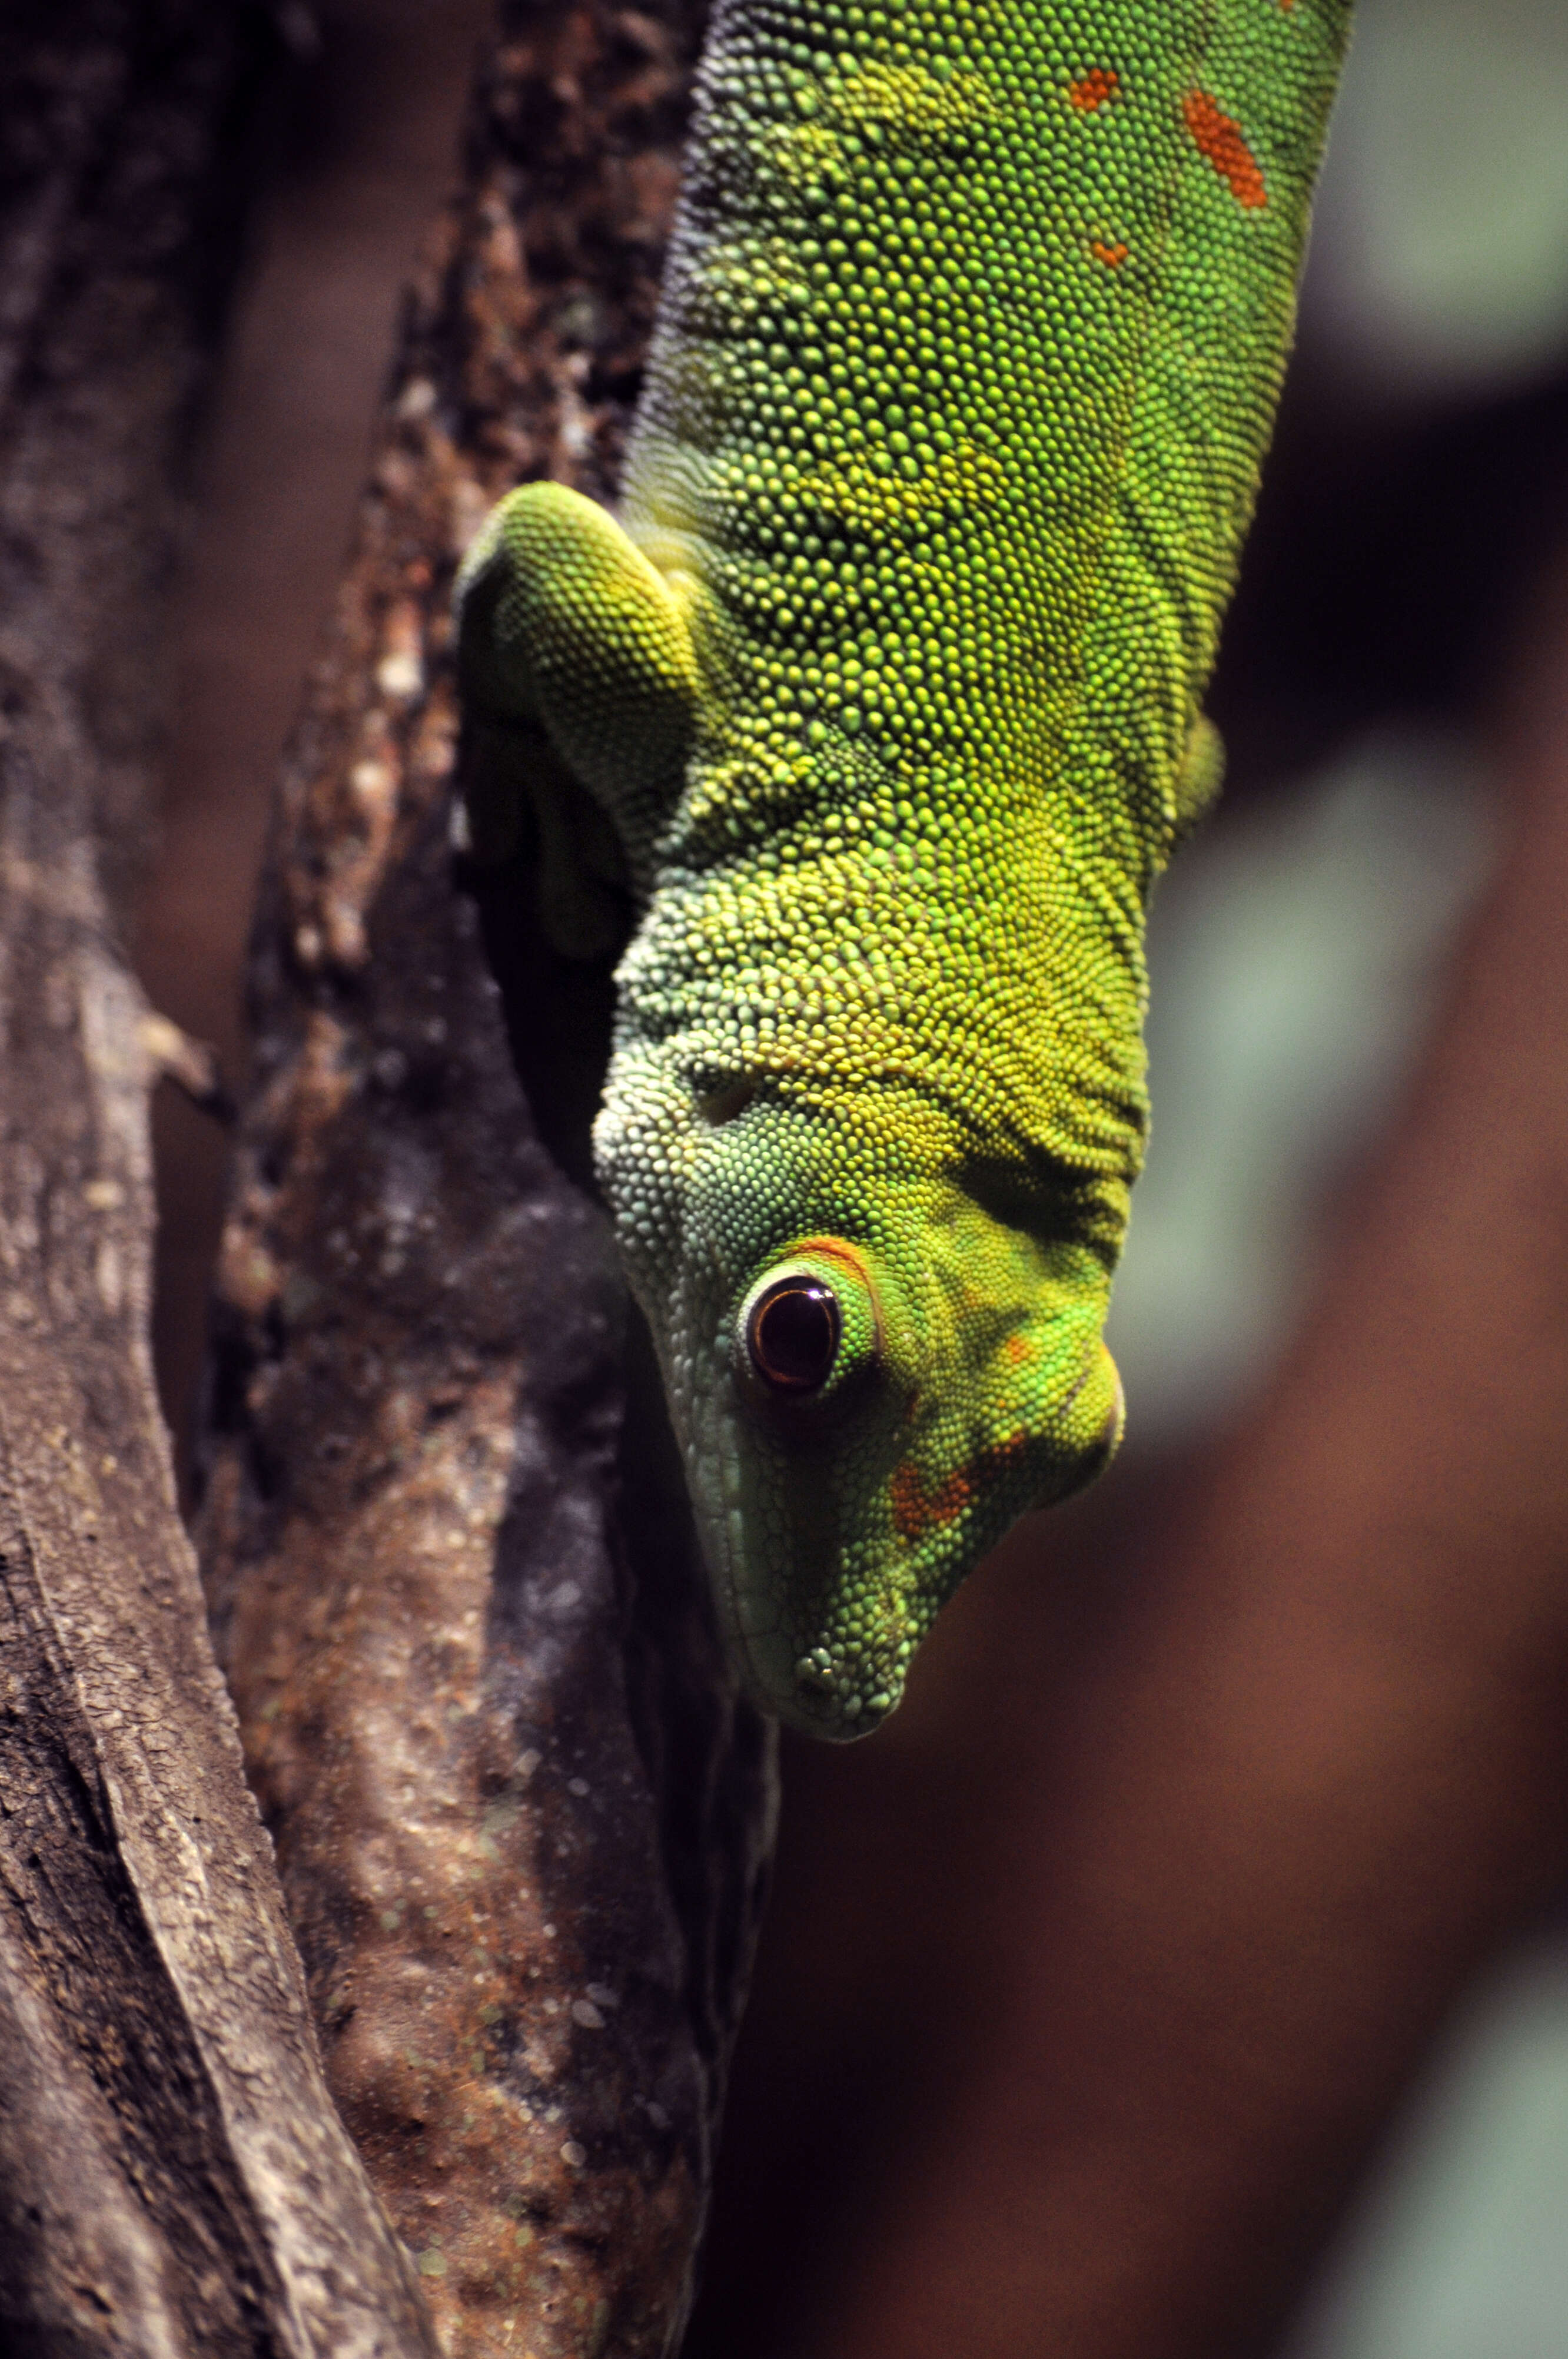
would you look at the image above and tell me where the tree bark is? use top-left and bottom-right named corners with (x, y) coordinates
top-left (195, 6), bottom-right (778, 2355)
top-left (0, 5), bottom-right (442, 2350)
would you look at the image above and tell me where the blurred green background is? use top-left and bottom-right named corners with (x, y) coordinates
top-left (1113, 1), bottom-right (1568, 2346)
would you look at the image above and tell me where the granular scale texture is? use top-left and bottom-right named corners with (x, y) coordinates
top-left (459, 0), bottom-right (1350, 1737)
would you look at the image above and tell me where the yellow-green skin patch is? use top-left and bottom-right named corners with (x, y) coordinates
top-left (457, 0), bottom-right (1350, 1738)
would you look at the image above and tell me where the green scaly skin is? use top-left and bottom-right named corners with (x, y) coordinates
top-left (457, 0), bottom-right (1351, 1739)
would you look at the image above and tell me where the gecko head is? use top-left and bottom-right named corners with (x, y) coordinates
top-left (600, 1072), bottom-right (1126, 1740)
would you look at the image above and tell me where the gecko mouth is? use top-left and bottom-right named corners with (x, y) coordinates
top-left (696, 1412), bottom-right (892, 1739)
top-left (789, 1647), bottom-right (901, 1738)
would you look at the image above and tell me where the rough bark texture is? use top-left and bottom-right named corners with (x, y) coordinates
top-left (195, 7), bottom-right (778, 2355)
top-left (0, 5), bottom-right (443, 2351)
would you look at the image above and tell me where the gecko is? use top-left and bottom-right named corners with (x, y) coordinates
top-left (456, 0), bottom-right (1351, 1739)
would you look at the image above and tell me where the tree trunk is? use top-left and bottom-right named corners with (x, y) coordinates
top-left (0, 4), bottom-right (443, 2350)
top-left (195, 6), bottom-right (778, 2356)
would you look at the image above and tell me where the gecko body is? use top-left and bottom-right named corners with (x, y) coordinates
top-left (459, 0), bottom-right (1350, 1737)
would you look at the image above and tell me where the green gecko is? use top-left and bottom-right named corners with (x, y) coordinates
top-left (457, 0), bottom-right (1350, 1738)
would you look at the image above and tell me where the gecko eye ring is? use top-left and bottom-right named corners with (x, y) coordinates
top-left (745, 1276), bottom-right (842, 1394)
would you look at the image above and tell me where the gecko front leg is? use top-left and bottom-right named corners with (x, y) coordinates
top-left (456, 481), bottom-right (699, 954)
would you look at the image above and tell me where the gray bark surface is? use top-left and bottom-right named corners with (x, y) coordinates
top-left (0, 4), bottom-right (443, 2352)
top-left (195, 5), bottom-right (778, 2353)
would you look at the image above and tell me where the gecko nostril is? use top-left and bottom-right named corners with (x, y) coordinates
top-left (747, 1277), bottom-right (841, 1392)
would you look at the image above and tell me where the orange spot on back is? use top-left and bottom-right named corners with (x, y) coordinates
top-left (1182, 88), bottom-right (1267, 209)
top-left (1068, 68), bottom-right (1119, 114)
top-left (1089, 238), bottom-right (1130, 269)
top-left (890, 1435), bottom-right (1029, 1546)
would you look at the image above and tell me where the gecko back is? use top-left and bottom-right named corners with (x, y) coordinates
top-left (459, 0), bottom-right (1351, 1735)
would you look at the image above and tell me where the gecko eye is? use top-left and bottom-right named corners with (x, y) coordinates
top-left (746, 1276), bottom-right (841, 1393)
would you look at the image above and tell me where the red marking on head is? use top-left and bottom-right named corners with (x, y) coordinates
top-left (1068, 68), bottom-right (1119, 114)
top-left (1182, 89), bottom-right (1267, 209)
top-left (891, 1460), bottom-right (970, 1542)
top-left (890, 1435), bottom-right (1029, 1545)
top-left (1002, 1333), bottom-right (1037, 1366)
top-left (1089, 238), bottom-right (1130, 269)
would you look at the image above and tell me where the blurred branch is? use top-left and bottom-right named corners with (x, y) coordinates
top-left (141, 1011), bottom-right (237, 1120)
top-left (0, 4), bottom-right (440, 2349)
top-left (804, 572), bottom-right (1568, 2358)
top-left (195, 5), bottom-right (776, 2354)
